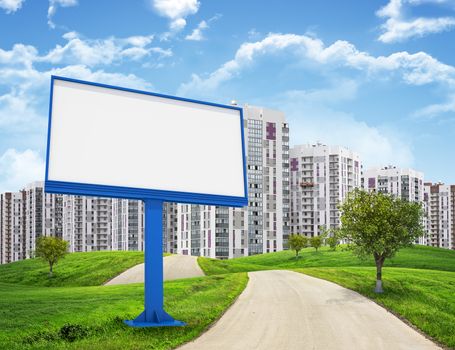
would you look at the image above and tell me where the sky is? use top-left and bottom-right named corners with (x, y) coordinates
top-left (1, 0), bottom-right (455, 193)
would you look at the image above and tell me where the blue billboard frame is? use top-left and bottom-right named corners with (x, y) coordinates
top-left (44, 76), bottom-right (249, 328)
top-left (45, 75), bottom-right (248, 208)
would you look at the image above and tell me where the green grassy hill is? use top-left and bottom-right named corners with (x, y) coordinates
top-left (199, 245), bottom-right (455, 348)
top-left (0, 251), bottom-right (146, 287)
top-left (198, 245), bottom-right (455, 275)
top-left (0, 251), bottom-right (247, 349)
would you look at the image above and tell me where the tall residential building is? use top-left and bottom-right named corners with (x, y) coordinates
top-left (362, 166), bottom-right (424, 202)
top-left (62, 196), bottom-right (112, 252)
top-left (289, 143), bottom-right (361, 237)
top-left (0, 191), bottom-right (26, 263)
top-left (423, 182), bottom-right (455, 249)
top-left (112, 199), bottom-right (144, 251)
top-left (164, 104), bottom-right (290, 259)
top-left (23, 181), bottom-right (63, 258)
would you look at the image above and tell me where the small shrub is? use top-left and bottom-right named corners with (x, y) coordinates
top-left (59, 323), bottom-right (88, 342)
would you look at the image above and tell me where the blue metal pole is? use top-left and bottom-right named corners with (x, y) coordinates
top-left (124, 199), bottom-right (185, 327)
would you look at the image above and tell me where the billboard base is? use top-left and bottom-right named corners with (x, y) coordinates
top-left (124, 199), bottom-right (185, 328)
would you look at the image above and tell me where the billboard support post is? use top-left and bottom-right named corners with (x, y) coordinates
top-left (124, 199), bottom-right (185, 327)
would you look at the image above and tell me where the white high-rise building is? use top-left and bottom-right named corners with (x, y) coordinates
top-left (290, 143), bottom-right (361, 237)
top-left (164, 104), bottom-right (290, 259)
top-left (22, 181), bottom-right (63, 258)
top-left (423, 182), bottom-right (454, 249)
top-left (62, 196), bottom-right (112, 252)
top-left (362, 166), bottom-right (424, 202)
top-left (112, 199), bottom-right (144, 251)
top-left (0, 191), bottom-right (26, 263)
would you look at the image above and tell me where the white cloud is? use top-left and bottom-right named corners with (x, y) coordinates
top-left (152, 0), bottom-right (200, 31)
top-left (178, 33), bottom-right (455, 96)
top-left (273, 84), bottom-right (414, 169)
top-left (377, 0), bottom-right (455, 43)
top-left (48, 0), bottom-right (78, 29)
top-left (0, 32), bottom-right (168, 68)
top-left (0, 0), bottom-right (24, 13)
top-left (413, 93), bottom-right (455, 118)
top-left (185, 20), bottom-right (207, 40)
top-left (0, 149), bottom-right (45, 193)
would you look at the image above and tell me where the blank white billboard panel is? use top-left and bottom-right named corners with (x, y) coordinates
top-left (46, 77), bottom-right (247, 206)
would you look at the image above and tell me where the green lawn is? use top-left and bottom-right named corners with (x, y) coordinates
top-left (198, 245), bottom-right (455, 275)
top-left (197, 245), bottom-right (455, 349)
top-left (0, 273), bottom-right (248, 350)
top-left (0, 251), bottom-right (148, 287)
top-left (298, 267), bottom-right (455, 348)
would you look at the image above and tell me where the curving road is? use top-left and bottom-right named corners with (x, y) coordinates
top-left (105, 254), bottom-right (204, 285)
top-left (178, 270), bottom-right (440, 350)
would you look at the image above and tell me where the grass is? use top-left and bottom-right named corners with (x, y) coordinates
top-left (0, 251), bottom-right (153, 287)
top-left (198, 245), bottom-right (455, 349)
top-left (198, 245), bottom-right (455, 275)
top-left (0, 273), bottom-right (248, 350)
top-left (298, 267), bottom-right (455, 349)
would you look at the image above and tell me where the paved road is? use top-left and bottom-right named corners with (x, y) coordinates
top-left (105, 255), bottom-right (204, 285)
top-left (178, 270), bottom-right (440, 350)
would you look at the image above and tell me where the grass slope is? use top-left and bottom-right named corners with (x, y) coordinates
top-left (0, 273), bottom-right (248, 350)
top-left (299, 267), bottom-right (455, 349)
top-left (198, 245), bottom-right (455, 349)
top-left (198, 245), bottom-right (455, 275)
top-left (0, 251), bottom-right (146, 287)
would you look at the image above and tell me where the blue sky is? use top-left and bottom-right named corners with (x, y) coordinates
top-left (1, 0), bottom-right (455, 192)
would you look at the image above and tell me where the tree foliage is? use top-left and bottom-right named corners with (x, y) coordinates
top-left (338, 189), bottom-right (424, 292)
top-left (288, 234), bottom-right (307, 257)
top-left (326, 228), bottom-right (340, 251)
top-left (35, 236), bottom-right (69, 277)
top-left (310, 235), bottom-right (323, 251)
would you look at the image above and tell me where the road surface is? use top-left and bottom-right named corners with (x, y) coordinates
top-left (105, 254), bottom-right (204, 285)
top-left (178, 270), bottom-right (440, 350)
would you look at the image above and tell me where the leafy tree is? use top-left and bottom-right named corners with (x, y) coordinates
top-left (325, 227), bottom-right (341, 251)
top-left (338, 189), bottom-right (424, 293)
top-left (35, 236), bottom-right (69, 277)
top-left (288, 234), bottom-right (307, 258)
top-left (310, 235), bottom-right (323, 251)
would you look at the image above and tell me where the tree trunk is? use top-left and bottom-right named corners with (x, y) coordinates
top-left (296, 250), bottom-right (299, 257)
top-left (49, 262), bottom-right (53, 278)
top-left (374, 255), bottom-right (385, 293)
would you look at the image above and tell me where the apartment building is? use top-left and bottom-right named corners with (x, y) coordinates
top-left (23, 181), bottom-right (63, 258)
top-left (289, 143), bottom-right (361, 237)
top-left (0, 191), bottom-right (26, 263)
top-left (112, 199), bottom-right (144, 251)
top-left (423, 183), bottom-right (455, 249)
top-left (62, 196), bottom-right (112, 252)
top-left (362, 166), bottom-right (424, 202)
top-left (164, 104), bottom-right (290, 259)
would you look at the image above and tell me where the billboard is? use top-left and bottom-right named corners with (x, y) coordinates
top-left (45, 76), bottom-right (248, 207)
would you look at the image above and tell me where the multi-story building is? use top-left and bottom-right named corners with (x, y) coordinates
top-left (112, 199), bottom-right (144, 251)
top-left (22, 181), bottom-right (63, 258)
top-left (62, 196), bottom-right (112, 252)
top-left (423, 182), bottom-right (454, 249)
top-left (164, 104), bottom-right (290, 259)
top-left (0, 191), bottom-right (26, 263)
top-left (362, 166), bottom-right (424, 202)
top-left (289, 143), bottom-right (361, 237)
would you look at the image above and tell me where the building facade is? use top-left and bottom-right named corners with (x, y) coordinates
top-left (423, 183), bottom-right (455, 249)
top-left (23, 181), bottom-right (63, 258)
top-left (62, 195), bottom-right (113, 252)
top-left (112, 199), bottom-right (144, 251)
top-left (164, 105), bottom-right (290, 259)
top-left (0, 191), bottom-right (26, 263)
top-left (362, 166), bottom-right (424, 202)
top-left (289, 143), bottom-right (361, 237)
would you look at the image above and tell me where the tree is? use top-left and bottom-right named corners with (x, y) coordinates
top-left (326, 228), bottom-right (340, 251)
top-left (338, 189), bottom-right (423, 293)
top-left (288, 234), bottom-right (307, 258)
top-left (35, 236), bottom-right (69, 277)
top-left (310, 235), bottom-right (323, 251)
